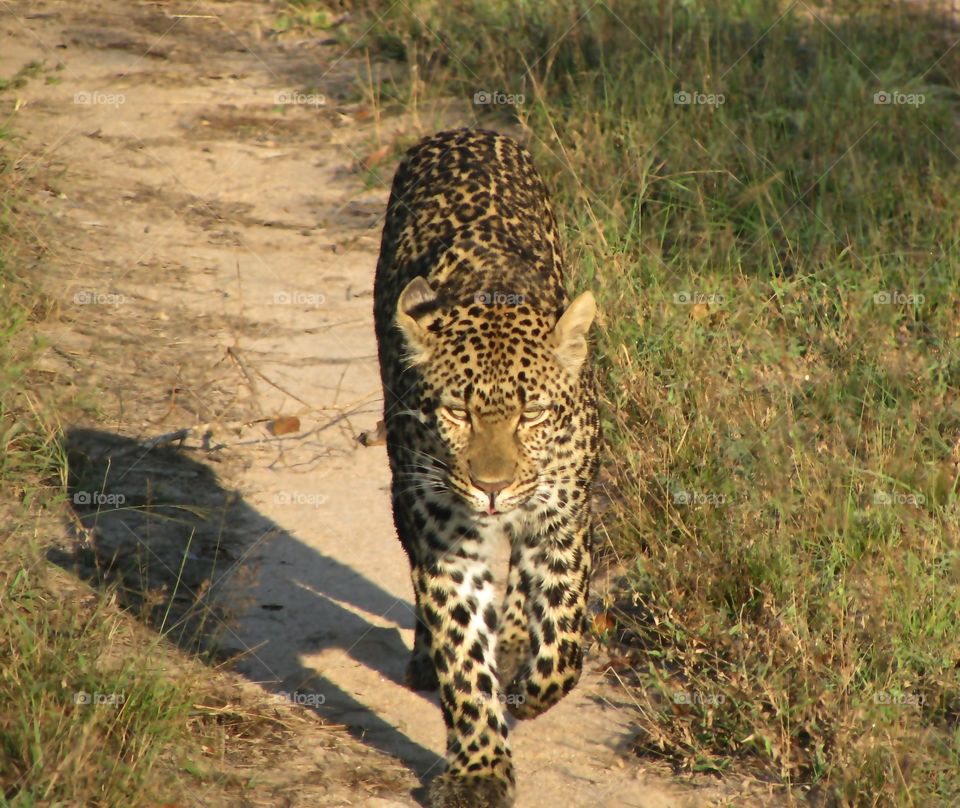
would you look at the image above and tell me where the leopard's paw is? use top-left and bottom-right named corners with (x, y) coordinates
top-left (505, 662), bottom-right (580, 720)
top-left (495, 636), bottom-right (529, 688)
top-left (427, 767), bottom-right (515, 808)
top-left (404, 653), bottom-right (439, 691)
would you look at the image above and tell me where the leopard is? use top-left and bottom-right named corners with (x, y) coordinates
top-left (373, 128), bottom-right (600, 808)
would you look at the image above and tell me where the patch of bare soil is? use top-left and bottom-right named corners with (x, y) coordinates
top-left (1, 1), bottom-right (783, 805)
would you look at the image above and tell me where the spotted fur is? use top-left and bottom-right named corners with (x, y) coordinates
top-left (373, 128), bottom-right (600, 808)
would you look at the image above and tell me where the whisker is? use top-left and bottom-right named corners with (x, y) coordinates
top-left (398, 446), bottom-right (450, 469)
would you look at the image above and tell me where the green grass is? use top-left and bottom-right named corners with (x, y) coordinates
top-left (345, 0), bottom-right (960, 803)
top-left (0, 106), bottom-right (248, 808)
top-left (0, 110), bottom-right (194, 808)
top-left (0, 61), bottom-right (42, 94)
top-left (1, 561), bottom-right (195, 805)
top-left (1, 532), bottom-right (303, 807)
top-left (0, 129), bottom-right (66, 506)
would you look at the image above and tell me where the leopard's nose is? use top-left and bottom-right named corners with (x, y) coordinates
top-left (470, 476), bottom-right (512, 495)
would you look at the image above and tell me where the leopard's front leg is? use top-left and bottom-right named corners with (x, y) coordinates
top-left (410, 543), bottom-right (515, 808)
top-left (496, 545), bottom-right (530, 688)
top-left (406, 589), bottom-right (440, 691)
top-left (504, 519), bottom-right (592, 720)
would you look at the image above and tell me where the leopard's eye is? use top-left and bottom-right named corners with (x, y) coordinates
top-left (441, 405), bottom-right (470, 423)
top-left (520, 406), bottom-right (550, 426)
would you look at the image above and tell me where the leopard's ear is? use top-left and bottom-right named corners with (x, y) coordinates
top-left (396, 277), bottom-right (438, 364)
top-left (550, 291), bottom-right (596, 374)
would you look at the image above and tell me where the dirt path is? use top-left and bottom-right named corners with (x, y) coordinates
top-left (2, 3), bottom-right (772, 806)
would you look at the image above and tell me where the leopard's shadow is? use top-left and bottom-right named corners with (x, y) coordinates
top-left (50, 426), bottom-right (444, 791)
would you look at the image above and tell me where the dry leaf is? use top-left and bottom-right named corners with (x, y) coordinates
top-left (268, 416), bottom-right (300, 436)
top-left (691, 302), bottom-right (710, 321)
top-left (363, 144), bottom-right (391, 169)
top-left (592, 610), bottom-right (616, 636)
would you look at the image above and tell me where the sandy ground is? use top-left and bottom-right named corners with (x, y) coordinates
top-left (2, 2), bottom-right (778, 805)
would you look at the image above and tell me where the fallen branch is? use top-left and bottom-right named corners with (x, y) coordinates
top-left (112, 417), bottom-right (273, 457)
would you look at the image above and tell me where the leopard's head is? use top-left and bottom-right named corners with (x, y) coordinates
top-left (395, 277), bottom-right (595, 517)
